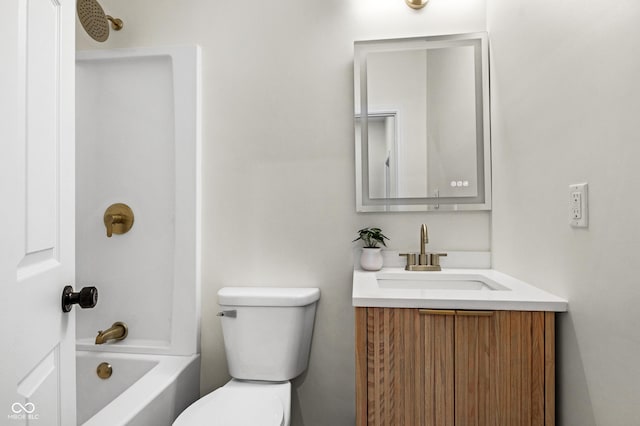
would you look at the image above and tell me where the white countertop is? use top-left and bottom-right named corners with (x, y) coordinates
top-left (352, 267), bottom-right (568, 312)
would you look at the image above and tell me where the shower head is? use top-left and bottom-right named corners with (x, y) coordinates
top-left (77, 0), bottom-right (123, 43)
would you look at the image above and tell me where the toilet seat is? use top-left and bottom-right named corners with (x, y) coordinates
top-left (173, 387), bottom-right (284, 426)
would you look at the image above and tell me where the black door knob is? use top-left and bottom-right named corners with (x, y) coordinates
top-left (62, 286), bottom-right (98, 313)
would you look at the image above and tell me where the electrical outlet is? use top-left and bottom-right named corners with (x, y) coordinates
top-left (570, 192), bottom-right (581, 219)
top-left (569, 183), bottom-right (588, 227)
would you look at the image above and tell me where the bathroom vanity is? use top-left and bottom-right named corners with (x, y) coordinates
top-left (352, 30), bottom-right (567, 423)
top-left (353, 268), bottom-right (567, 425)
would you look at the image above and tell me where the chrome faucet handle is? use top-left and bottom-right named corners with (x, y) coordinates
top-left (399, 253), bottom-right (417, 270)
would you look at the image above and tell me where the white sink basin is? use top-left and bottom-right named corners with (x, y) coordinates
top-left (352, 267), bottom-right (569, 311)
top-left (376, 271), bottom-right (509, 291)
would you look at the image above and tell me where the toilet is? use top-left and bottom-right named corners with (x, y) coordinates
top-left (173, 286), bottom-right (321, 426)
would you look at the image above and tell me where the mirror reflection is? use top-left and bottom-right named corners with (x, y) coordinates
top-left (354, 33), bottom-right (491, 212)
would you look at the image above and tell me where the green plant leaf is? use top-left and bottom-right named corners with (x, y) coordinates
top-left (353, 226), bottom-right (389, 248)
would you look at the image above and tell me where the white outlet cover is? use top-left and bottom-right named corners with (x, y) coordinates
top-left (569, 183), bottom-right (588, 228)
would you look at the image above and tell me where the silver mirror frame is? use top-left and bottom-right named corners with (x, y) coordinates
top-left (354, 32), bottom-right (491, 212)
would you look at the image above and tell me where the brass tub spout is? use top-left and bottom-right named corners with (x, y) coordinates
top-left (95, 322), bottom-right (128, 344)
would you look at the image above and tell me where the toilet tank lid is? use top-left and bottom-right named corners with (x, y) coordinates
top-left (218, 287), bottom-right (320, 307)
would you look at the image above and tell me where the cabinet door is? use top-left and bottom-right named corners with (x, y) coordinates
top-left (454, 311), bottom-right (552, 426)
top-left (356, 307), bottom-right (455, 426)
top-left (356, 308), bottom-right (555, 426)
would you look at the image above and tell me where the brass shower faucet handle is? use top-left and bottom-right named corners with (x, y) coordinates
top-left (104, 203), bottom-right (134, 238)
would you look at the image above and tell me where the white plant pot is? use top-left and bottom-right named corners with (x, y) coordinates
top-left (360, 247), bottom-right (383, 271)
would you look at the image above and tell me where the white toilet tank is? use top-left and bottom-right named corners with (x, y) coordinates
top-left (217, 287), bottom-right (320, 381)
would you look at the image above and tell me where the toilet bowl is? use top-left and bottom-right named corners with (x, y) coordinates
top-left (173, 380), bottom-right (290, 426)
top-left (173, 287), bottom-right (319, 426)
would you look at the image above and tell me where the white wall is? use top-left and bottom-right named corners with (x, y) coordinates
top-left (488, 0), bottom-right (640, 424)
top-left (77, 1), bottom-right (487, 424)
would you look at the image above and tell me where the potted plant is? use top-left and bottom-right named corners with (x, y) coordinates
top-left (353, 227), bottom-right (389, 271)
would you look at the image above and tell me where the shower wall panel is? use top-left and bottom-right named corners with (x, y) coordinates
top-left (75, 47), bottom-right (200, 356)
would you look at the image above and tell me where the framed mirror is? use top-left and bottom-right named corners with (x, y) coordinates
top-left (354, 32), bottom-right (491, 212)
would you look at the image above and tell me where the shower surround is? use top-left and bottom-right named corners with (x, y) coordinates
top-left (75, 45), bottom-right (201, 425)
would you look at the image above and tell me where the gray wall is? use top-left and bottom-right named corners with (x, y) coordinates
top-left (77, 1), bottom-right (488, 424)
top-left (488, 0), bottom-right (640, 424)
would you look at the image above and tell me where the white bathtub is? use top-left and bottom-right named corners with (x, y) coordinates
top-left (77, 351), bottom-right (200, 426)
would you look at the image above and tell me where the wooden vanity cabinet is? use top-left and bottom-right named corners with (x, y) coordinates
top-left (355, 307), bottom-right (556, 426)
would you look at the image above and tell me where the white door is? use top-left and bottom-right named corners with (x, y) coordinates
top-left (1, 0), bottom-right (77, 424)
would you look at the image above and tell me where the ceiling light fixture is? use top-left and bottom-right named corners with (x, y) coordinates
top-left (405, 0), bottom-right (428, 9)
